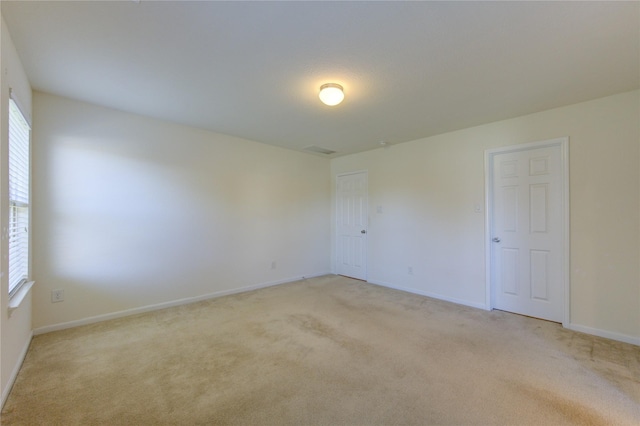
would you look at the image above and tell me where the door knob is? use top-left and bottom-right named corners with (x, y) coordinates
top-left (492, 237), bottom-right (501, 243)
top-left (361, 230), bottom-right (367, 234)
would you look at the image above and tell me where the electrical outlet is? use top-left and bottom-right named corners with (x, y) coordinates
top-left (408, 266), bottom-right (413, 275)
top-left (271, 261), bottom-right (277, 270)
top-left (51, 289), bottom-right (64, 303)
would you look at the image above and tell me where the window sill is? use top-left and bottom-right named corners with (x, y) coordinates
top-left (8, 281), bottom-right (35, 316)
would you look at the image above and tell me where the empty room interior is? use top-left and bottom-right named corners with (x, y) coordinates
top-left (0, 1), bottom-right (639, 424)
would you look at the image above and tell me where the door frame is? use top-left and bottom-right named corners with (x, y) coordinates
top-left (335, 170), bottom-right (369, 281)
top-left (484, 137), bottom-right (570, 326)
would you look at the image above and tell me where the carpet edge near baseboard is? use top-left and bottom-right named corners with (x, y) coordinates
top-left (1, 330), bottom-right (32, 410)
top-left (32, 271), bottom-right (333, 336)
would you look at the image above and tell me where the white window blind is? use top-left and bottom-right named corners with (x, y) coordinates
top-left (8, 97), bottom-right (31, 296)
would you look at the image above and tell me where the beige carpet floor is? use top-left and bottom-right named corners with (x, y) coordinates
top-left (2, 274), bottom-right (639, 425)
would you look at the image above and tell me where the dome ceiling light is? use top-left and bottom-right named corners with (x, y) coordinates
top-left (318, 83), bottom-right (344, 106)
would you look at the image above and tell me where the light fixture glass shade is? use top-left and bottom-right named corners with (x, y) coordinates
top-left (319, 83), bottom-right (344, 106)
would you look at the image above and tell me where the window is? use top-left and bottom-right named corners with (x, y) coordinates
top-left (8, 97), bottom-right (31, 296)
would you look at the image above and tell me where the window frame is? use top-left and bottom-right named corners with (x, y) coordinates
top-left (8, 95), bottom-right (31, 298)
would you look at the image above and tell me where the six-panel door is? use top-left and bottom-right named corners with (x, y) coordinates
top-left (491, 144), bottom-right (564, 322)
top-left (336, 172), bottom-right (368, 280)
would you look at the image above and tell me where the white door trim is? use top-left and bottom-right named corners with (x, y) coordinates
top-left (484, 137), bottom-right (570, 326)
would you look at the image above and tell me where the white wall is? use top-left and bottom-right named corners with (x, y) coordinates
top-left (331, 90), bottom-right (640, 343)
top-left (32, 92), bottom-right (331, 331)
top-left (0, 16), bottom-right (33, 404)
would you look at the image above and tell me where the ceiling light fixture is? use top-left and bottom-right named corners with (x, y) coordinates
top-left (319, 83), bottom-right (344, 106)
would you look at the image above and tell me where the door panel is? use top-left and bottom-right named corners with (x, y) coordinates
top-left (530, 184), bottom-right (548, 233)
top-left (336, 172), bottom-right (367, 280)
top-left (501, 248), bottom-right (519, 295)
top-left (530, 249), bottom-right (549, 300)
top-left (502, 186), bottom-right (518, 232)
top-left (490, 143), bottom-right (565, 322)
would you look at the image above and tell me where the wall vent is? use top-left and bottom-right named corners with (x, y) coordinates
top-left (303, 145), bottom-right (337, 155)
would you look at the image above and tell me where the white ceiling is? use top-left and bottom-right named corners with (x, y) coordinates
top-left (2, 1), bottom-right (638, 157)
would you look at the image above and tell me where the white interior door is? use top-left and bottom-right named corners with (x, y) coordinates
top-left (336, 172), bottom-right (368, 280)
top-left (488, 139), bottom-right (568, 323)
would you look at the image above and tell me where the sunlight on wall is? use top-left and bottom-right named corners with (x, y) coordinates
top-left (32, 93), bottom-right (331, 329)
top-left (48, 139), bottom-right (209, 285)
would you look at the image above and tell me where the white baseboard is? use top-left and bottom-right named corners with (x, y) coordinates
top-left (2, 331), bottom-right (33, 409)
top-left (31, 272), bottom-right (640, 343)
top-left (366, 279), bottom-right (639, 346)
top-left (33, 272), bottom-right (331, 336)
top-left (566, 323), bottom-right (640, 346)
top-left (366, 279), bottom-right (488, 310)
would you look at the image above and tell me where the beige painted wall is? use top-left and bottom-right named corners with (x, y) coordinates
top-left (1, 16), bottom-right (33, 403)
top-left (32, 92), bottom-right (331, 330)
top-left (331, 90), bottom-right (640, 343)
